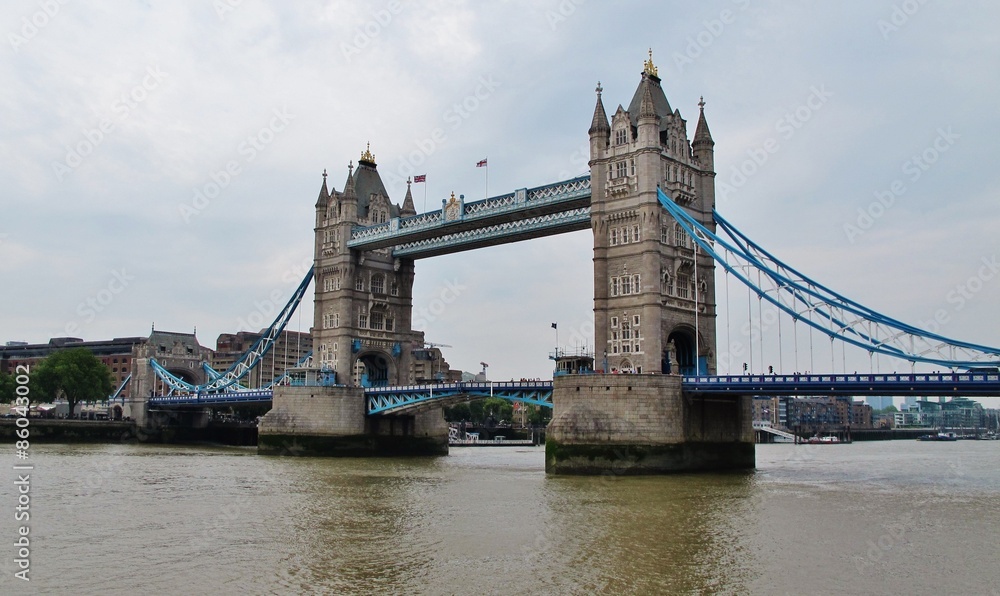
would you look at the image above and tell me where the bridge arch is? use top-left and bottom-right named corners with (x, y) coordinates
top-left (353, 349), bottom-right (396, 388)
top-left (666, 328), bottom-right (697, 376)
top-left (167, 368), bottom-right (200, 385)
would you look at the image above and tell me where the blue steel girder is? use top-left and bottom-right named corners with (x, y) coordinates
top-left (393, 207), bottom-right (591, 259)
top-left (656, 188), bottom-right (1000, 369)
top-left (347, 176), bottom-right (592, 258)
top-left (149, 267), bottom-right (315, 393)
top-left (682, 372), bottom-right (1000, 397)
top-left (365, 381), bottom-right (554, 415)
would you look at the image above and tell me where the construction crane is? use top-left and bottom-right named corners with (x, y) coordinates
top-left (421, 341), bottom-right (452, 382)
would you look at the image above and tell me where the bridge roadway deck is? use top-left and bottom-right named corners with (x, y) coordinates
top-left (346, 176), bottom-right (591, 259)
top-left (684, 372), bottom-right (1000, 396)
top-left (148, 371), bottom-right (1000, 410)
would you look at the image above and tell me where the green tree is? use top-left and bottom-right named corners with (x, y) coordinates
top-left (482, 397), bottom-right (513, 424)
top-left (527, 404), bottom-right (552, 426)
top-left (444, 402), bottom-right (472, 422)
top-left (0, 370), bottom-right (14, 403)
top-left (34, 348), bottom-right (114, 417)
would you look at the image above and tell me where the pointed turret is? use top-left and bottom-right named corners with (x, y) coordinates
top-left (589, 81), bottom-right (610, 136)
top-left (589, 82), bottom-right (610, 160)
top-left (315, 169), bottom-right (330, 209)
top-left (639, 82), bottom-right (657, 120)
top-left (341, 161), bottom-right (359, 222)
top-left (637, 80), bottom-right (660, 147)
top-left (693, 97), bottom-right (715, 171)
top-left (400, 177), bottom-right (417, 217)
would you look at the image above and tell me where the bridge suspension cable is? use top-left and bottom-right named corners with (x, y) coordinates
top-left (150, 267), bottom-right (315, 393)
top-left (657, 188), bottom-right (1000, 370)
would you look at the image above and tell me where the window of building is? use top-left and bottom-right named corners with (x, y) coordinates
top-left (371, 274), bottom-right (385, 295)
top-left (677, 275), bottom-right (690, 299)
top-left (370, 311), bottom-right (384, 331)
top-left (632, 225), bottom-right (640, 242)
top-left (355, 276), bottom-right (365, 291)
top-left (633, 314), bottom-right (641, 327)
top-left (611, 316), bottom-right (619, 328)
top-left (358, 313), bottom-right (368, 328)
top-left (334, 313), bottom-right (340, 328)
top-left (610, 228), bottom-right (619, 246)
top-left (630, 159), bottom-right (635, 176)
top-left (615, 128), bottom-right (627, 145)
top-left (661, 226), bottom-right (670, 244)
top-left (632, 274), bottom-right (641, 293)
top-left (390, 280), bottom-right (398, 296)
top-left (385, 317), bottom-right (394, 331)
top-left (610, 278), bottom-right (620, 297)
top-left (621, 275), bottom-right (632, 295)
top-left (615, 161), bottom-right (628, 178)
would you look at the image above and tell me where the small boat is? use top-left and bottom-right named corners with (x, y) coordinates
top-left (806, 435), bottom-right (841, 444)
top-left (917, 432), bottom-right (958, 441)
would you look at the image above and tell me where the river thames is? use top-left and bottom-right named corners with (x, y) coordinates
top-left (2, 440), bottom-right (998, 595)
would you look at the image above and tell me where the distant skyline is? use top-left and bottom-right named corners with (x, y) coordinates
top-left (2, 1), bottom-right (999, 404)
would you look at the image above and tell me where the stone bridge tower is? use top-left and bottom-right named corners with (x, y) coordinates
top-left (312, 145), bottom-right (426, 387)
top-left (546, 52), bottom-right (752, 475)
top-left (588, 51), bottom-right (717, 376)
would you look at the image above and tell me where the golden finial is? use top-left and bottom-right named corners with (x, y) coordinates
top-left (643, 48), bottom-right (658, 78)
top-left (360, 142), bottom-right (376, 164)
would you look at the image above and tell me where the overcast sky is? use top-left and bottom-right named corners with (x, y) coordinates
top-left (2, 1), bottom-right (999, 403)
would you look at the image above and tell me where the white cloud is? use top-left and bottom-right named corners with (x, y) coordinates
top-left (2, 0), bottom-right (999, 404)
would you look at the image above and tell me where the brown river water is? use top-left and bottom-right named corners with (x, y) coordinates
top-left (1, 440), bottom-right (998, 595)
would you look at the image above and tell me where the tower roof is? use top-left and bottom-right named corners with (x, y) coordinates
top-left (694, 97), bottom-right (714, 145)
top-left (401, 178), bottom-right (416, 217)
top-left (589, 81), bottom-right (610, 135)
top-left (315, 169), bottom-right (331, 208)
top-left (627, 51), bottom-right (672, 131)
top-left (347, 144), bottom-right (399, 219)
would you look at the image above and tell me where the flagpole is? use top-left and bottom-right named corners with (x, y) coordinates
top-left (423, 181), bottom-right (427, 213)
top-left (485, 156), bottom-right (489, 198)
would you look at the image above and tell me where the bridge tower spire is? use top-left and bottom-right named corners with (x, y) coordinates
top-left (588, 53), bottom-right (718, 377)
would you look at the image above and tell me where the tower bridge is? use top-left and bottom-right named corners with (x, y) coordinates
top-left (137, 52), bottom-right (1000, 473)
